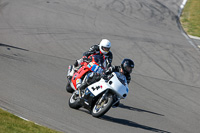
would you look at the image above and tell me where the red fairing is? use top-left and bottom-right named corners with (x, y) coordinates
top-left (71, 54), bottom-right (105, 90)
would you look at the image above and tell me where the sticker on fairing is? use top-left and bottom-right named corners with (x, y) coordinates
top-left (76, 79), bottom-right (81, 84)
top-left (97, 68), bottom-right (103, 73)
top-left (91, 65), bottom-right (103, 73)
top-left (91, 64), bottom-right (99, 72)
top-left (87, 62), bottom-right (94, 68)
top-left (87, 64), bottom-right (91, 68)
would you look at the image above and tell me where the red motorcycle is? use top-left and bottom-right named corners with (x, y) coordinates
top-left (66, 54), bottom-right (105, 93)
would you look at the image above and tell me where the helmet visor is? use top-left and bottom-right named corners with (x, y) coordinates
top-left (124, 66), bottom-right (133, 73)
top-left (102, 46), bottom-right (110, 52)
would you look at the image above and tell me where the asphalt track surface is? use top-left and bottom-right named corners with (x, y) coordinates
top-left (0, 0), bottom-right (200, 133)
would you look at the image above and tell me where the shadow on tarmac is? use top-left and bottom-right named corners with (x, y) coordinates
top-left (78, 103), bottom-right (169, 132)
top-left (0, 43), bottom-right (28, 51)
top-left (119, 104), bottom-right (164, 116)
top-left (101, 115), bottom-right (170, 133)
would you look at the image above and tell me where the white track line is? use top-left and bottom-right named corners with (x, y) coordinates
top-left (189, 35), bottom-right (200, 40)
top-left (178, 0), bottom-right (200, 50)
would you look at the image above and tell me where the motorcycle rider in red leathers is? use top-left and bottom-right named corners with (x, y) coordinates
top-left (68, 39), bottom-right (113, 90)
top-left (68, 39), bottom-right (113, 78)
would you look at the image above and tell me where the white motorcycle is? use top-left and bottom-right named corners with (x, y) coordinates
top-left (68, 72), bottom-right (129, 118)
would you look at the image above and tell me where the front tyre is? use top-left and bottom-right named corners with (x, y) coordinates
top-left (69, 92), bottom-right (81, 109)
top-left (66, 80), bottom-right (74, 93)
top-left (91, 93), bottom-right (113, 118)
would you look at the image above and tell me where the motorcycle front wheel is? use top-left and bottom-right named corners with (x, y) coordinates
top-left (91, 93), bottom-right (113, 118)
top-left (69, 91), bottom-right (81, 109)
top-left (66, 80), bottom-right (74, 93)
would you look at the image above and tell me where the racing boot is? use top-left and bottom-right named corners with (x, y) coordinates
top-left (68, 61), bottom-right (79, 77)
top-left (67, 65), bottom-right (73, 77)
top-left (69, 58), bottom-right (83, 77)
top-left (68, 65), bottom-right (76, 77)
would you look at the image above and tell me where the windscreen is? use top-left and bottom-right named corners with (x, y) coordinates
top-left (115, 72), bottom-right (127, 86)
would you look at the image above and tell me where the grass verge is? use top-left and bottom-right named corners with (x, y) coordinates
top-left (0, 108), bottom-right (61, 133)
top-left (180, 0), bottom-right (200, 37)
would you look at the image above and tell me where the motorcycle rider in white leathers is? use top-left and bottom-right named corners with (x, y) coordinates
top-left (77, 58), bottom-right (135, 107)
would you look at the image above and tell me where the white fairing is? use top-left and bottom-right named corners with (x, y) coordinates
top-left (87, 72), bottom-right (129, 99)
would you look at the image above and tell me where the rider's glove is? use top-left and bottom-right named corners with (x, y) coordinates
top-left (83, 56), bottom-right (92, 63)
top-left (100, 72), bottom-right (109, 81)
top-left (105, 66), bottom-right (113, 75)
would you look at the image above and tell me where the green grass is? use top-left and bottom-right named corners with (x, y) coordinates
top-left (180, 0), bottom-right (200, 37)
top-left (0, 108), bottom-right (62, 133)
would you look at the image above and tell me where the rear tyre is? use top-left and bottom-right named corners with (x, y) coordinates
top-left (91, 93), bottom-right (113, 118)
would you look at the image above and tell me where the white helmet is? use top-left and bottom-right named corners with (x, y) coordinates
top-left (99, 39), bottom-right (111, 54)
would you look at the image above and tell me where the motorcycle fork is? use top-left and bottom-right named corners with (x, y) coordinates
top-left (79, 89), bottom-right (82, 98)
top-left (78, 75), bottom-right (87, 98)
top-left (98, 90), bottom-right (109, 104)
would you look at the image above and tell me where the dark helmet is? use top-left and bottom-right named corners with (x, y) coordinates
top-left (121, 59), bottom-right (134, 74)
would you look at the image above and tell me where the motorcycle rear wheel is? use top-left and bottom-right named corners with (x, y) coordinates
top-left (91, 93), bottom-right (113, 118)
top-left (69, 92), bottom-right (81, 109)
